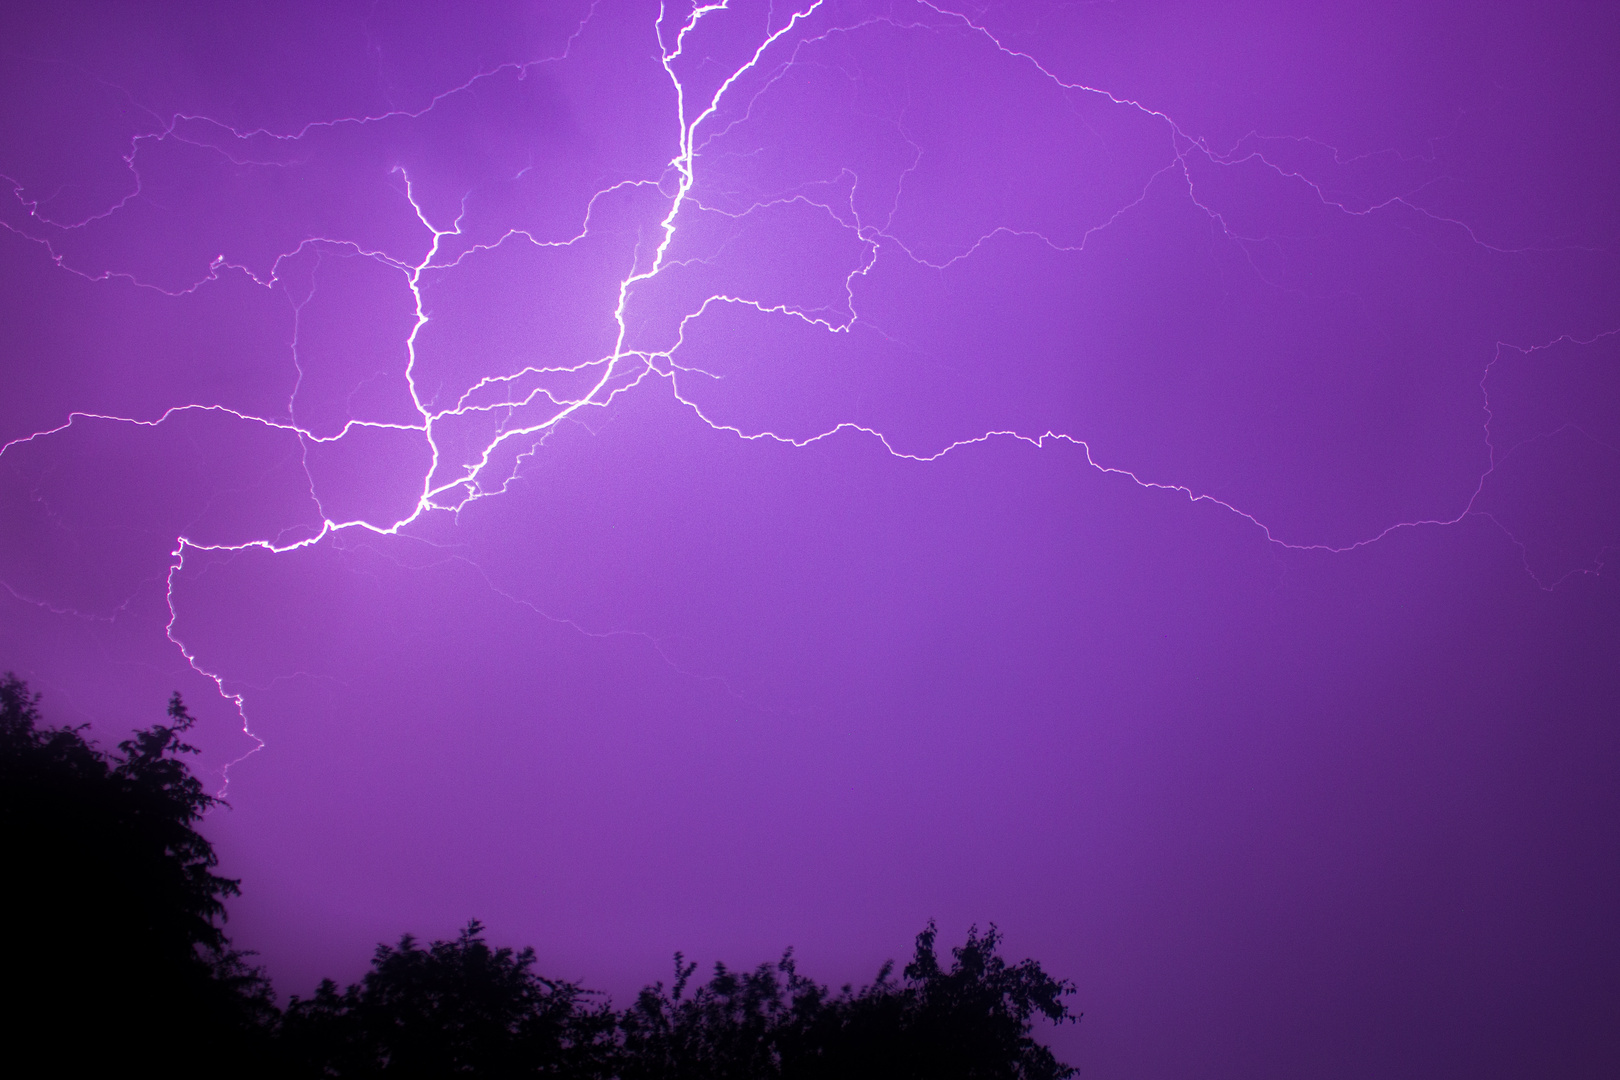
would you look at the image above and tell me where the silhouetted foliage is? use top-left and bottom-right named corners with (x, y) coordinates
top-left (885, 921), bottom-right (1078, 1079)
top-left (3, 672), bottom-right (1080, 1078)
top-left (616, 922), bottom-right (1078, 1079)
top-left (281, 921), bottom-right (620, 1077)
top-left (0, 674), bottom-right (275, 1076)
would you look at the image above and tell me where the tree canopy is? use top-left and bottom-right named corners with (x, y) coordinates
top-left (1, 673), bottom-right (1078, 1078)
top-left (279, 921), bottom-right (621, 1077)
top-left (615, 922), bottom-right (1077, 1080)
top-left (0, 673), bottom-right (275, 1075)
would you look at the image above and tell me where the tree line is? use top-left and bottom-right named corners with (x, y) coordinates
top-left (0, 674), bottom-right (1079, 1078)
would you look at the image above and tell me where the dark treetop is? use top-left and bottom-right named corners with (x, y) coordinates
top-left (1, 674), bottom-right (1078, 1078)
top-left (0, 674), bottom-right (274, 1075)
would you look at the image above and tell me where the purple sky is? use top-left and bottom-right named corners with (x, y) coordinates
top-left (3, 2), bottom-right (1618, 1074)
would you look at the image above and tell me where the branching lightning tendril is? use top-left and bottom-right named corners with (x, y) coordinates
top-left (1, 0), bottom-right (1613, 784)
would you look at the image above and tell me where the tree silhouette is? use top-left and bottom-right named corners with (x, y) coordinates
top-left (3, 671), bottom-right (1081, 1077)
top-left (280, 920), bottom-right (620, 1077)
top-left (615, 948), bottom-right (818, 1080)
top-left (616, 922), bottom-right (1078, 1080)
top-left (877, 921), bottom-right (1078, 1080)
top-left (0, 674), bottom-right (275, 1076)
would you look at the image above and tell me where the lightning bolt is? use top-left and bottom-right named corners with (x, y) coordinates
top-left (1, 0), bottom-right (1612, 788)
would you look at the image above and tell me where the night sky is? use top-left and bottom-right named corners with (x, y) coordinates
top-left (3, 2), bottom-right (1619, 1075)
